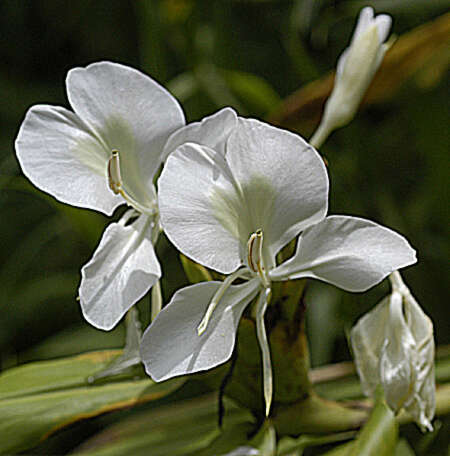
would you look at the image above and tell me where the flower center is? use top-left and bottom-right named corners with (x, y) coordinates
top-left (107, 150), bottom-right (157, 216)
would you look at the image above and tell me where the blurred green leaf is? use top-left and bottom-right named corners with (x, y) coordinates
top-left (1, 175), bottom-right (106, 249)
top-left (347, 393), bottom-right (398, 456)
top-left (223, 70), bottom-right (281, 116)
top-left (394, 439), bottom-right (415, 456)
top-left (0, 351), bottom-right (185, 453)
top-left (73, 394), bottom-right (255, 456)
top-left (21, 323), bottom-right (125, 362)
top-left (277, 431), bottom-right (355, 456)
top-left (194, 63), bottom-right (247, 114)
top-left (249, 421), bottom-right (276, 456)
top-left (167, 72), bottom-right (199, 102)
top-left (180, 253), bottom-right (213, 284)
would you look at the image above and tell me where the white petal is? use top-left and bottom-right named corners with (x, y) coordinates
top-left (226, 118), bottom-right (329, 263)
top-left (401, 284), bottom-right (435, 431)
top-left (352, 7), bottom-right (374, 43)
top-left (67, 61), bottom-right (185, 206)
top-left (380, 292), bottom-right (416, 411)
top-left (374, 15), bottom-right (392, 43)
top-left (255, 288), bottom-right (272, 416)
top-left (351, 283), bottom-right (435, 431)
top-left (158, 142), bottom-right (243, 273)
top-left (79, 214), bottom-right (161, 330)
top-left (270, 216), bottom-right (417, 292)
top-left (350, 295), bottom-right (391, 398)
top-left (140, 279), bottom-right (260, 381)
top-left (15, 105), bottom-right (122, 215)
top-left (163, 107), bottom-right (238, 159)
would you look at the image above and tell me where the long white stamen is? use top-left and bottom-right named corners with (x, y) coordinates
top-left (256, 287), bottom-right (272, 416)
top-left (197, 268), bottom-right (251, 336)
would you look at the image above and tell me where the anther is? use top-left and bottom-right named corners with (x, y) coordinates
top-left (107, 150), bottom-right (122, 194)
top-left (247, 229), bottom-right (263, 274)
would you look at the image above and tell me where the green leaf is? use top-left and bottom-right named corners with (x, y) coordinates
top-left (0, 351), bottom-right (185, 454)
top-left (394, 439), bottom-right (415, 456)
top-left (249, 421), bottom-right (276, 456)
top-left (347, 393), bottom-right (398, 456)
top-left (223, 70), bottom-right (281, 116)
top-left (277, 431), bottom-right (356, 456)
top-left (73, 395), bottom-right (255, 456)
top-left (180, 254), bottom-right (213, 284)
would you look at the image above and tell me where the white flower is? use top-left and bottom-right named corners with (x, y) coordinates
top-left (311, 7), bottom-right (392, 147)
top-left (351, 271), bottom-right (435, 431)
top-left (140, 113), bottom-right (416, 415)
top-left (15, 61), bottom-right (185, 330)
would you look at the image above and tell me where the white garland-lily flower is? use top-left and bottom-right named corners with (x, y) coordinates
top-left (140, 110), bottom-right (416, 415)
top-left (351, 271), bottom-right (435, 431)
top-left (15, 61), bottom-right (185, 330)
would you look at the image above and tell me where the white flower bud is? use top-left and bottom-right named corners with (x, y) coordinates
top-left (311, 7), bottom-right (392, 148)
top-left (351, 272), bottom-right (435, 431)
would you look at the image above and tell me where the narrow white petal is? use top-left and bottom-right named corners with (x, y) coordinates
top-left (270, 216), bottom-right (417, 292)
top-left (67, 61), bottom-right (185, 206)
top-left (352, 7), bottom-right (374, 42)
top-left (397, 277), bottom-right (436, 431)
top-left (380, 292), bottom-right (416, 411)
top-left (79, 214), bottom-right (161, 330)
top-left (226, 118), bottom-right (329, 262)
top-left (374, 15), bottom-right (392, 43)
top-left (158, 142), bottom-right (243, 273)
top-left (255, 288), bottom-right (272, 416)
top-left (163, 107), bottom-right (238, 159)
top-left (140, 279), bottom-right (260, 381)
top-left (15, 105), bottom-right (122, 215)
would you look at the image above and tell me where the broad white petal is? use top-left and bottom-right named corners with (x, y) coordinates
top-left (15, 105), bottom-right (122, 215)
top-left (158, 142), bottom-right (243, 273)
top-left (163, 107), bottom-right (238, 159)
top-left (141, 279), bottom-right (260, 381)
top-left (270, 216), bottom-right (417, 292)
top-left (67, 61), bottom-right (185, 206)
top-left (226, 118), bottom-right (329, 263)
top-left (79, 214), bottom-right (161, 330)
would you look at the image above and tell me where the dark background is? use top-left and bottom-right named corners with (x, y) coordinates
top-left (0, 0), bottom-right (448, 451)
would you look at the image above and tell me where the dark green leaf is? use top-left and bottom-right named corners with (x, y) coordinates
top-left (0, 351), bottom-right (184, 453)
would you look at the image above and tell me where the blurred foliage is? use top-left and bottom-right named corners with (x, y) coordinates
top-left (0, 0), bottom-right (448, 453)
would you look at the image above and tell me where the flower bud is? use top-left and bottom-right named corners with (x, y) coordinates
top-left (350, 272), bottom-right (435, 431)
top-left (311, 7), bottom-right (392, 147)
